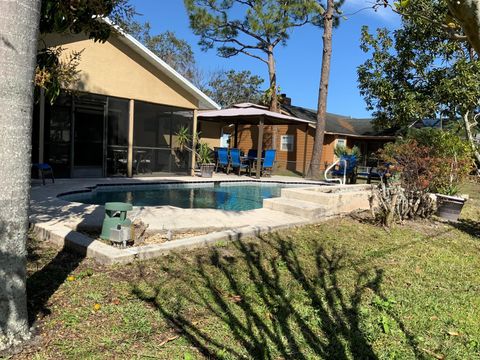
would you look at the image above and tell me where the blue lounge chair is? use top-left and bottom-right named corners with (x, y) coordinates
top-left (229, 148), bottom-right (250, 176)
top-left (215, 147), bottom-right (229, 173)
top-left (32, 163), bottom-right (55, 185)
top-left (331, 155), bottom-right (358, 183)
top-left (261, 149), bottom-right (276, 176)
top-left (251, 149), bottom-right (276, 177)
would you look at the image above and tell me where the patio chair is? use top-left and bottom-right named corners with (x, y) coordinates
top-left (136, 151), bottom-right (152, 174)
top-left (112, 149), bottom-right (127, 175)
top-left (229, 148), bottom-right (250, 176)
top-left (246, 149), bottom-right (258, 160)
top-left (331, 155), bottom-right (358, 184)
top-left (32, 163), bottom-right (55, 185)
top-left (261, 149), bottom-right (276, 176)
top-left (215, 147), bottom-right (229, 173)
top-left (250, 149), bottom-right (276, 177)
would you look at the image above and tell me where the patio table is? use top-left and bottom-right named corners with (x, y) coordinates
top-left (244, 156), bottom-right (264, 176)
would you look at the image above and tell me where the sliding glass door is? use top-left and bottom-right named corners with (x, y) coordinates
top-left (106, 98), bottom-right (129, 176)
top-left (72, 103), bottom-right (106, 177)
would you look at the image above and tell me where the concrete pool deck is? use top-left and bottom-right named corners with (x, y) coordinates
top-left (30, 174), bottom-right (329, 264)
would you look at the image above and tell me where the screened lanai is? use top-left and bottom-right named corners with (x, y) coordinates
top-left (32, 24), bottom-right (219, 179)
top-left (32, 92), bottom-right (197, 178)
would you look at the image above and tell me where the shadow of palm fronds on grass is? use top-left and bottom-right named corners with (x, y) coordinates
top-left (452, 219), bottom-right (480, 238)
top-left (26, 244), bottom-right (84, 325)
top-left (129, 231), bottom-right (425, 359)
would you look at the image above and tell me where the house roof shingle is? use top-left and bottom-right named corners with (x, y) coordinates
top-left (282, 104), bottom-right (395, 138)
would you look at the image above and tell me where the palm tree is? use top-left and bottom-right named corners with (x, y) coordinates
top-left (0, 0), bottom-right (42, 350)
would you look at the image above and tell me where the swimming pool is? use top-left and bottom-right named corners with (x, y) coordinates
top-left (60, 181), bottom-right (313, 211)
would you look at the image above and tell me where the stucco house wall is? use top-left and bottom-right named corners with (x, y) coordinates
top-left (42, 32), bottom-right (200, 109)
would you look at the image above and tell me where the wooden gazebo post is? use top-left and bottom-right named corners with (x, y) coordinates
top-left (234, 120), bottom-right (239, 148)
top-left (302, 123), bottom-right (309, 177)
top-left (256, 117), bottom-right (264, 179)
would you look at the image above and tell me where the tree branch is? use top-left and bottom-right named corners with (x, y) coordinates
top-left (225, 47), bottom-right (268, 63)
top-left (374, 1), bottom-right (469, 43)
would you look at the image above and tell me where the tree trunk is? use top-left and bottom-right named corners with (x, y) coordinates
top-left (308, 0), bottom-right (335, 179)
top-left (447, 0), bottom-right (480, 55)
top-left (267, 46), bottom-right (278, 113)
top-left (463, 111), bottom-right (480, 169)
top-left (0, 0), bottom-right (41, 350)
top-left (385, 191), bottom-right (399, 228)
top-left (267, 46), bottom-right (278, 149)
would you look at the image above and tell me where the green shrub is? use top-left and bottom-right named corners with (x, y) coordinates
top-left (175, 126), bottom-right (213, 165)
top-left (334, 144), bottom-right (361, 158)
top-left (406, 129), bottom-right (473, 195)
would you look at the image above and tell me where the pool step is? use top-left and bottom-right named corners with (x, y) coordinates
top-left (281, 187), bottom-right (371, 210)
top-left (265, 185), bottom-right (372, 220)
top-left (281, 188), bottom-right (336, 205)
top-left (263, 198), bottom-right (329, 219)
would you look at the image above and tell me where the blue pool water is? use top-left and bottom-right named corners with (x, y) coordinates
top-left (60, 182), bottom-right (311, 211)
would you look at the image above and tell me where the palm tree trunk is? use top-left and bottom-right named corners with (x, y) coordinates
top-left (0, 0), bottom-right (42, 350)
top-left (308, 0), bottom-right (334, 179)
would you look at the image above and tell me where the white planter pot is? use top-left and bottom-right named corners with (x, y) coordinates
top-left (435, 194), bottom-right (467, 222)
top-left (200, 163), bottom-right (215, 178)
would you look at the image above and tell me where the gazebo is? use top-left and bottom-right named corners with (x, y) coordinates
top-left (198, 103), bottom-right (313, 179)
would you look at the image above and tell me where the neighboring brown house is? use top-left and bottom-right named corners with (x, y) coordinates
top-left (201, 103), bottom-right (396, 175)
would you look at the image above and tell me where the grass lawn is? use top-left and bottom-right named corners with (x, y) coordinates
top-left (16, 181), bottom-right (480, 359)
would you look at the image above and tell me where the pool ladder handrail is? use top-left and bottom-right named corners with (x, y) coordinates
top-left (324, 159), bottom-right (347, 185)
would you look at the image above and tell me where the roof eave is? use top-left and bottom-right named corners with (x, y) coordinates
top-left (324, 131), bottom-right (396, 139)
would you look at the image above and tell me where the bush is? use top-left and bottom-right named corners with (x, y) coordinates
top-left (380, 139), bottom-right (441, 192)
top-left (370, 130), bottom-right (474, 226)
top-left (371, 140), bottom-right (437, 226)
top-left (175, 126), bottom-right (213, 165)
top-left (406, 129), bottom-right (473, 195)
top-left (334, 144), bottom-right (361, 158)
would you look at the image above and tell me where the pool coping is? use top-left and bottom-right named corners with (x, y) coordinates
top-left (30, 175), bottom-right (330, 264)
top-left (31, 218), bottom-right (329, 265)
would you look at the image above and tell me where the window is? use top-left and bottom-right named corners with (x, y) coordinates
top-left (280, 135), bottom-right (294, 152)
top-left (336, 138), bottom-right (347, 147)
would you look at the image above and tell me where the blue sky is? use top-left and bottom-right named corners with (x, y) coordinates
top-left (129, 0), bottom-right (400, 118)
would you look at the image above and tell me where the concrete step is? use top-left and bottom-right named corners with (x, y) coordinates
top-left (263, 197), bottom-right (330, 219)
top-left (281, 187), bottom-right (371, 213)
top-left (281, 188), bottom-right (335, 205)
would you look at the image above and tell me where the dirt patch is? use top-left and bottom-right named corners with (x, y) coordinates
top-left (79, 228), bottom-right (214, 247)
top-left (141, 229), bottom-right (213, 245)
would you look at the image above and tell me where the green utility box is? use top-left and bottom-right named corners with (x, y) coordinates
top-left (100, 202), bottom-right (133, 240)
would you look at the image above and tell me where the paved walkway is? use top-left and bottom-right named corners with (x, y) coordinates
top-left (30, 174), bottom-right (324, 233)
